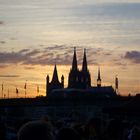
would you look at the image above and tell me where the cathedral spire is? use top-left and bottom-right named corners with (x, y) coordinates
top-left (72, 47), bottom-right (78, 71)
top-left (82, 48), bottom-right (87, 71)
top-left (98, 66), bottom-right (101, 80)
top-left (97, 66), bottom-right (101, 87)
top-left (115, 75), bottom-right (119, 94)
top-left (51, 64), bottom-right (59, 83)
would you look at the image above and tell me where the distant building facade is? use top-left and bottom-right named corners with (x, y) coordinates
top-left (46, 64), bottom-right (64, 96)
top-left (46, 48), bottom-right (117, 98)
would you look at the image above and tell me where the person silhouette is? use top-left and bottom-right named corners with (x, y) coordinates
top-left (18, 121), bottom-right (53, 140)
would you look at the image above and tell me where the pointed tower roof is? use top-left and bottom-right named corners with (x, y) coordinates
top-left (72, 47), bottom-right (78, 71)
top-left (82, 48), bottom-right (88, 71)
top-left (115, 75), bottom-right (118, 89)
top-left (51, 64), bottom-right (59, 84)
top-left (97, 66), bottom-right (101, 81)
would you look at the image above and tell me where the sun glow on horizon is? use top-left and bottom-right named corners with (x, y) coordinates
top-left (0, 62), bottom-right (139, 98)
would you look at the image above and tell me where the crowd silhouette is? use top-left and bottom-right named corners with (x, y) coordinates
top-left (0, 115), bottom-right (140, 140)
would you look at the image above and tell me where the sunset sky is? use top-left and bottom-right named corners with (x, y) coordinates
top-left (0, 0), bottom-right (140, 98)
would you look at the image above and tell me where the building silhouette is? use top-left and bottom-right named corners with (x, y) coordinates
top-left (46, 48), bottom-right (117, 98)
top-left (46, 64), bottom-right (64, 96)
top-left (97, 66), bottom-right (101, 87)
top-left (68, 48), bottom-right (91, 89)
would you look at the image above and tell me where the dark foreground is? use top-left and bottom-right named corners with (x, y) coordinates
top-left (0, 95), bottom-right (140, 140)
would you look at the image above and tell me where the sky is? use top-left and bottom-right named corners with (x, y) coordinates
top-left (0, 0), bottom-right (140, 98)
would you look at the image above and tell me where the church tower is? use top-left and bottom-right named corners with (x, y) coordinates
top-left (72, 47), bottom-right (78, 71)
top-left (68, 47), bottom-right (80, 88)
top-left (97, 66), bottom-right (101, 87)
top-left (68, 48), bottom-right (91, 89)
top-left (82, 48), bottom-right (87, 71)
top-left (80, 49), bottom-right (91, 88)
top-left (115, 75), bottom-right (119, 94)
top-left (46, 64), bottom-right (64, 96)
top-left (51, 64), bottom-right (59, 84)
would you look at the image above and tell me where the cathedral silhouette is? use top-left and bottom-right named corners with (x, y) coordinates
top-left (46, 48), bottom-right (117, 98)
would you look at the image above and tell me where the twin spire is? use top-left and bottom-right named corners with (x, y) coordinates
top-left (72, 47), bottom-right (88, 71)
top-left (51, 48), bottom-right (101, 86)
top-left (72, 47), bottom-right (102, 87)
top-left (50, 47), bottom-right (89, 87)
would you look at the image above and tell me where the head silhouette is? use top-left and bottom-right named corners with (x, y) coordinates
top-left (18, 121), bottom-right (53, 140)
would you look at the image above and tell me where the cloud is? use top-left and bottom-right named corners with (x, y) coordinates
top-left (19, 49), bottom-right (30, 54)
top-left (0, 49), bottom-right (41, 64)
top-left (26, 49), bottom-right (41, 57)
top-left (0, 75), bottom-right (20, 78)
top-left (104, 52), bottom-right (112, 56)
top-left (0, 41), bottom-right (6, 44)
top-left (0, 46), bottom-right (83, 66)
top-left (0, 45), bottom-right (125, 67)
top-left (0, 51), bottom-right (26, 64)
top-left (110, 58), bottom-right (126, 66)
top-left (124, 51), bottom-right (140, 64)
top-left (0, 21), bottom-right (4, 25)
top-left (0, 64), bottom-right (8, 68)
top-left (24, 66), bottom-right (35, 70)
